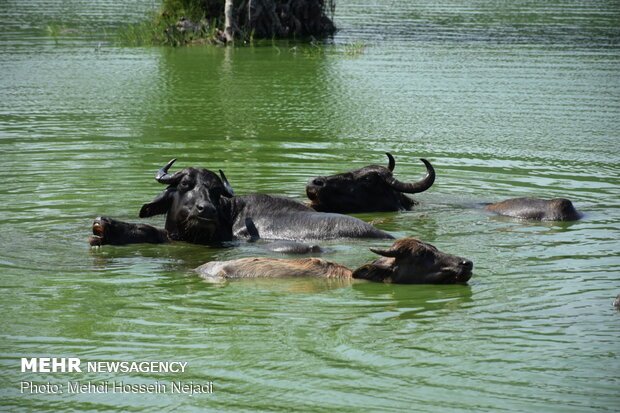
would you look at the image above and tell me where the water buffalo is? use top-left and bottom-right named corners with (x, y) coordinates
top-left (484, 198), bottom-right (582, 221)
top-left (196, 238), bottom-right (473, 284)
top-left (89, 159), bottom-right (392, 246)
top-left (305, 153), bottom-right (435, 213)
top-left (352, 238), bottom-right (473, 284)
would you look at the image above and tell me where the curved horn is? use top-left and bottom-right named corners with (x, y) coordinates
top-left (219, 169), bottom-right (235, 198)
top-left (369, 247), bottom-right (400, 258)
top-left (384, 158), bottom-right (435, 194)
top-left (386, 152), bottom-right (395, 172)
top-left (156, 158), bottom-right (182, 184)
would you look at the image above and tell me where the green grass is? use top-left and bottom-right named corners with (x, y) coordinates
top-left (117, 11), bottom-right (223, 46)
top-left (286, 40), bottom-right (368, 57)
top-left (340, 41), bottom-right (366, 56)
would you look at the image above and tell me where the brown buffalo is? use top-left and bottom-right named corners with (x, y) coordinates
top-left (484, 198), bottom-right (582, 221)
top-left (196, 238), bottom-right (473, 284)
top-left (306, 153), bottom-right (435, 213)
top-left (352, 238), bottom-right (473, 284)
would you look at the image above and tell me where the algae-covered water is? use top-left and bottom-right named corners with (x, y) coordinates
top-left (1, 1), bottom-right (619, 411)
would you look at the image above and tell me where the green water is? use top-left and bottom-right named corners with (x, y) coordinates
top-left (1, 1), bottom-right (619, 411)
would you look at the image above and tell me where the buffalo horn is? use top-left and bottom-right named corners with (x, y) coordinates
top-left (369, 247), bottom-right (400, 258)
top-left (219, 169), bottom-right (235, 197)
top-left (386, 152), bottom-right (395, 172)
top-left (155, 158), bottom-right (181, 184)
top-left (384, 158), bottom-right (435, 194)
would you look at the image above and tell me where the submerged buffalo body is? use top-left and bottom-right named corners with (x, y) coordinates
top-left (89, 159), bottom-right (392, 246)
top-left (306, 153), bottom-right (435, 213)
top-left (196, 257), bottom-right (352, 279)
top-left (261, 241), bottom-right (324, 254)
top-left (484, 198), bottom-right (581, 221)
top-left (196, 238), bottom-right (473, 284)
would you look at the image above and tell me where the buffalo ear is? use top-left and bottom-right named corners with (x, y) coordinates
top-left (352, 263), bottom-right (392, 282)
top-left (219, 169), bottom-right (235, 198)
top-left (139, 188), bottom-right (175, 218)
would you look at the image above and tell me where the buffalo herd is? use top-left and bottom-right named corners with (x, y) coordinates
top-left (90, 153), bottom-right (583, 284)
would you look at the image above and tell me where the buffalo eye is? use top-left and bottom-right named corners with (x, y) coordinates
top-left (178, 177), bottom-right (194, 191)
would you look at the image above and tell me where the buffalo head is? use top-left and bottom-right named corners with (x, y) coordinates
top-left (138, 159), bottom-right (235, 243)
top-left (306, 153), bottom-right (435, 213)
top-left (351, 238), bottom-right (473, 284)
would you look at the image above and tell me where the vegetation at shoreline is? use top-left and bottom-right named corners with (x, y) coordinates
top-left (118, 0), bottom-right (337, 47)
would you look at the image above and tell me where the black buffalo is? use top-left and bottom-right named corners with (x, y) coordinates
top-left (306, 153), bottom-right (435, 213)
top-left (89, 159), bottom-right (392, 246)
top-left (484, 198), bottom-right (582, 221)
top-left (195, 238), bottom-right (473, 284)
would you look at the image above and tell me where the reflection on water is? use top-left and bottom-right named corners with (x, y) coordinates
top-left (1, 0), bottom-right (620, 412)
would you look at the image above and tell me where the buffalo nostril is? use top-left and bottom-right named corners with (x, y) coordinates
top-left (197, 203), bottom-right (216, 216)
top-left (312, 178), bottom-right (325, 187)
top-left (197, 203), bottom-right (214, 215)
top-left (460, 260), bottom-right (473, 270)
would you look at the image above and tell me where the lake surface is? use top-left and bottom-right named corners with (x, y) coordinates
top-left (1, 1), bottom-right (619, 411)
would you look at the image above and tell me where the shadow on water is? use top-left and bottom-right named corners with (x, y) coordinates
top-left (351, 282), bottom-right (474, 320)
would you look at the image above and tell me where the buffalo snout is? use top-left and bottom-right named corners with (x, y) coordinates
top-left (194, 199), bottom-right (218, 219)
top-left (459, 259), bottom-right (474, 274)
top-left (88, 216), bottom-right (169, 246)
top-left (309, 177), bottom-right (325, 187)
top-left (453, 258), bottom-right (474, 283)
top-left (306, 177), bottom-right (326, 201)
